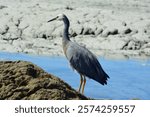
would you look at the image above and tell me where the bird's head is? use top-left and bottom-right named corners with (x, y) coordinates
top-left (48, 14), bottom-right (65, 22)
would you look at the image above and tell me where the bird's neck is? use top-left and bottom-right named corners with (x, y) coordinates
top-left (62, 16), bottom-right (71, 57)
top-left (62, 16), bottom-right (70, 42)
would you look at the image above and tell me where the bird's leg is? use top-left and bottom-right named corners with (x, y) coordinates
top-left (78, 74), bottom-right (83, 93)
top-left (81, 76), bottom-right (86, 94)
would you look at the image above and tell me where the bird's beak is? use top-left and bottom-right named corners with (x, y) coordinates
top-left (47, 16), bottom-right (58, 22)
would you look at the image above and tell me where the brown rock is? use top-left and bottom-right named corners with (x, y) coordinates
top-left (0, 61), bottom-right (88, 100)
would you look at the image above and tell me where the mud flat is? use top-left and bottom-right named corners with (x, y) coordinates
top-left (0, 0), bottom-right (150, 59)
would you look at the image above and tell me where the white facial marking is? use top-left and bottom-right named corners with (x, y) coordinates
top-left (57, 14), bottom-right (65, 20)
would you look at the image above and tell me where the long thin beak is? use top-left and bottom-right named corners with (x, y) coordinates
top-left (47, 16), bottom-right (58, 22)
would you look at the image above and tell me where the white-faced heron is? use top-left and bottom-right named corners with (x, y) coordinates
top-left (48, 14), bottom-right (109, 94)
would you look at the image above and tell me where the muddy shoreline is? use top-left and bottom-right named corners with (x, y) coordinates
top-left (0, 0), bottom-right (150, 59)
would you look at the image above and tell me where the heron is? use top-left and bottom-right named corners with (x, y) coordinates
top-left (48, 14), bottom-right (109, 94)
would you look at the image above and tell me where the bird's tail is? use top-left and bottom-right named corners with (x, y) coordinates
top-left (95, 68), bottom-right (109, 85)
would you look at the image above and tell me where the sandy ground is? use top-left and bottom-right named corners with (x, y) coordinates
top-left (0, 0), bottom-right (150, 59)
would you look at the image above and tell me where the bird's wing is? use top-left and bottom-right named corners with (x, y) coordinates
top-left (66, 42), bottom-right (109, 85)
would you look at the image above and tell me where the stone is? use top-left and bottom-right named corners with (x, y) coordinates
top-left (99, 36), bottom-right (127, 50)
top-left (0, 61), bottom-right (88, 100)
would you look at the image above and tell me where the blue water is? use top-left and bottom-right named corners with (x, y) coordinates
top-left (0, 52), bottom-right (150, 100)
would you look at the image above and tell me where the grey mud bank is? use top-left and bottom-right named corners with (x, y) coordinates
top-left (0, 0), bottom-right (150, 59)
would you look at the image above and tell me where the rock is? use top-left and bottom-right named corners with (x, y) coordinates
top-left (82, 26), bottom-right (94, 35)
top-left (0, 34), bottom-right (5, 40)
top-left (0, 43), bottom-right (15, 51)
top-left (142, 48), bottom-right (150, 56)
top-left (0, 61), bottom-right (88, 100)
top-left (109, 28), bottom-right (118, 35)
top-left (0, 5), bottom-right (7, 9)
top-left (36, 23), bottom-right (55, 39)
top-left (141, 42), bottom-right (150, 49)
top-left (51, 26), bottom-right (62, 37)
top-left (99, 36), bottom-right (127, 50)
top-left (132, 33), bottom-right (150, 41)
top-left (124, 28), bottom-right (132, 34)
top-left (101, 28), bottom-right (118, 37)
top-left (23, 48), bottom-right (37, 54)
top-left (95, 28), bottom-right (103, 36)
top-left (123, 40), bottom-right (144, 50)
top-left (0, 25), bottom-right (9, 35)
top-left (71, 24), bottom-right (83, 35)
top-left (22, 26), bottom-right (36, 38)
top-left (18, 19), bottom-right (29, 30)
top-left (0, 0), bottom-right (150, 57)
top-left (101, 29), bottom-right (110, 37)
top-left (127, 41), bottom-right (136, 50)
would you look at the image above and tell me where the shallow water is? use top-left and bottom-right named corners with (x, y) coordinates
top-left (0, 52), bottom-right (150, 100)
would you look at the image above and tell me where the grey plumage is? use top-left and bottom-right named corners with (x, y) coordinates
top-left (66, 41), bottom-right (109, 85)
top-left (48, 14), bottom-right (109, 94)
